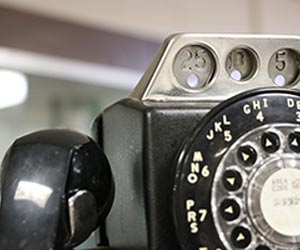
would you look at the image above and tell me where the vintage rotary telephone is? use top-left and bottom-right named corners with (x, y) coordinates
top-left (2, 34), bottom-right (300, 250)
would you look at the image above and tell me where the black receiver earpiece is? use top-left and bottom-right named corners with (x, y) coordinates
top-left (0, 129), bottom-right (114, 250)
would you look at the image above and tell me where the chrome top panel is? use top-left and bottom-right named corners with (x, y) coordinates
top-left (131, 34), bottom-right (300, 102)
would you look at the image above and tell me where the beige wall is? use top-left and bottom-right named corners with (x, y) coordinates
top-left (0, 0), bottom-right (299, 40)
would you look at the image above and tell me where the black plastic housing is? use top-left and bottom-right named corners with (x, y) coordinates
top-left (97, 98), bottom-right (212, 249)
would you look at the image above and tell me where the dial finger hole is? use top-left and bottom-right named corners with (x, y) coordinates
top-left (231, 226), bottom-right (252, 248)
top-left (220, 199), bottom-right (241, 221)
top-left (289, 131), bottom-right (300, 153)
top-left (222, 170), bottom-right (243, 191)
top-left (237, 145), bottom-right (257, 166)
top-left (261, 132), bottom-right (280, 153)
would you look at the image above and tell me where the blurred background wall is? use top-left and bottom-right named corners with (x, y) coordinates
top-left (0, 0), bottom-right (299, 38)
top-left (0, 0), bottom-right (298, 248)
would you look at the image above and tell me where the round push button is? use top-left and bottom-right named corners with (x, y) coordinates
top-left (289, 132), bottom-right (300, 153)
top-left (231, 226), bottom-right (252, 248)
top-left (220, 199), bottom-right (241, 221)
top-left (222, 170), bottom-right (242, 191)
top-left (237, 145), bottom-right (257, 166)
top-left (261, 132), bottom-right (280, 153)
